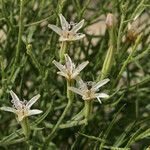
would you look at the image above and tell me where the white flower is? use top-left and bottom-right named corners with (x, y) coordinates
top-left (0, 90), bottom-right (43, 122)
top-left (48, 14), bottom-right (85, 41)
top-left (52, 54), bottom-right (89, 81)
top-left (69, 78), bottom-right (110, 103)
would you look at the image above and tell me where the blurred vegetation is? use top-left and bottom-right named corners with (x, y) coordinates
top-left (0, 0), bottom-right (150, 149)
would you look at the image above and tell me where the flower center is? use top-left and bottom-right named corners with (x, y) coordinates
top-left (62, 30), bottom-right (74, 39)
top-left (84, 90), bottom-right (95, 100)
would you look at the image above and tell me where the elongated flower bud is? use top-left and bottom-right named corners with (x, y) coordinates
top-left (126, 23), bottom-right (138, 42)
top-left (105, 13), bottom-right (117, 28)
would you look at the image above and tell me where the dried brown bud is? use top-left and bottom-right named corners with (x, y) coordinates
top-left (126, 23), bottom-right (138, 42)
top-left (105, 13), bottom-right (116, 28)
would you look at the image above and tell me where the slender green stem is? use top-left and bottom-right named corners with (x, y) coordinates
top-left (71, 108), bottom-right (84, 121)
top-left (117, 13), bottom-right (125, 53)
top-left (129, 45), bottom-right (150, 63)
top-left (116, 34), bottom-right (142, 81)
top-left (44, 80), bottom-right (73, 146)
top-left (67, 79), bottom-right (74, 100)
top-left (1, 0), bottom-right (13, 29)
top-left (59, 41), bottom-right (67, 63)
top-left (84, 101), bottom-right (92, 121)
top-left (135, 99), bottom-right (139, 118)
top-left (20, 118), bottom-right (30, 139)
top-left (11, 0), bottom-right (24, 78)
top-left (45, 101), bottom-right (72, 142)
top-left (26, 44), bottom-right (43, 75)
top-left (45, 118), bottom-right (86, 129)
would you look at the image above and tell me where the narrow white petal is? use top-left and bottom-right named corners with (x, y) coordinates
top-left (71, 19), bottom-right (84, 33)
top-left (59, 14), bottom-right (70, 30)
top-left (10, 90), bottom-right (20, 102)
top-left (72, 61), bottom-right (89, 78)
top-left (95, 93), bottom-right (109, 99)
top-left (26, 94), bottom-right (40, 108)
top-left (73, 34), bottom-right (85, 40)
top-left (57, 71), bottom-right (68, 78)
top-left (91, 78), bottom-right (110, 91)
top-left (48, 24), bottom-right (62, 35)
top-left (97, 97), bottom-right (102, 104)
top-left (65, 54), bottom-right (73, 73)
top-left (10, 90), bottom-right (22, 108)
top-left (76, 77), bottom-right (88, 91)
top-left (68, 87), bottom-right (84, 96)
top-left (52, 60), bottom-right (67, 74)
top-left (0, 106), bottom-right (16, 113)
top-left (28, 109), bottom-right (43, 116)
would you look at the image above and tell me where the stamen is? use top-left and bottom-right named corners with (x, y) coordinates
top-left (86, 81), bottom-right (93, 90)
top-left (11, 100), bottom-right (14, 104)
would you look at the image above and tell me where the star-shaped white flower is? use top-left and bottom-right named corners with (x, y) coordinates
top-left (53, 54), bottom-right (89, 81)
top-left (0, 90), bottom-right (43, 122)
top-left (69, 78), bottom-right (110, 103)
top-left (48, 14), bottom-right (85, 41)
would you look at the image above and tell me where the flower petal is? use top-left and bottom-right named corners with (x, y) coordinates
top-left (57, 71), bottom-right (68, 78)
top-left (65, 54), bottom-right (74, 73)
top-left (52, 60), bottom-right (67, 74)
top-left (59, 14), bottom-right (70, 30)
top-left (68, 87), bottom-right (84, 96)
top-left (71, 19), bottom-right (84, 33)
top-left (97, 97), bottom-right (102, 104)
top-left (26, 94), bottom-right (40, 108)
top-left (28, 109), bottom-right (43, 116)
top-left (48, 24), bottom-right (62, 35)
top-left (0, 106), bottom-right (16, 113)
top-left (95, 93), bottom-right (109, 99)
top-left (72, 61), bottom-right (89, 78)
top-left (91, 78), bottom-right (110, 91)
top-left (10, 90), bottom-right (22, 109)
top-left (73, 33), bottom-right (85, 40)
top-left (76, 77), bottom-right (88, 91)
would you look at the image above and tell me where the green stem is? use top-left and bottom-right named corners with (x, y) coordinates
top-left (67, 80), bottom-right (74, 100)
top-left (44, 80), bottom-right (73, 145)
top-left (59, 41), bottom-right (67, 63)
top-left (84, 101), bottom-right (92, 121)
top-left (71, 108), bottom-right (84, 121)
top-left (45, 118), bottom-right (86, 129)
top-left (117, 14), bottom-right (125, 53)
top-left (11, 0), bottom-right (24, 78)
top-left (20, 118), bottom-right (30, 139)
top-left (135, 99), bottom-right (139, 119)
top-left (26, 44), bottom-right (43, 75)
top-left (116, 34), bottom-right (142, 82)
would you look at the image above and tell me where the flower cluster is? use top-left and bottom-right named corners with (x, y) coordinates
top-left (50, 14), bottom-right (110, 102)
top-left (0, 14), bottom-right (110, 126)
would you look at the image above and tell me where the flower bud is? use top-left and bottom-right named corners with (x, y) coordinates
top-left (126, 23), bottom-right (138, 42)
top-left (105, 13), bottom-right (116, 28)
